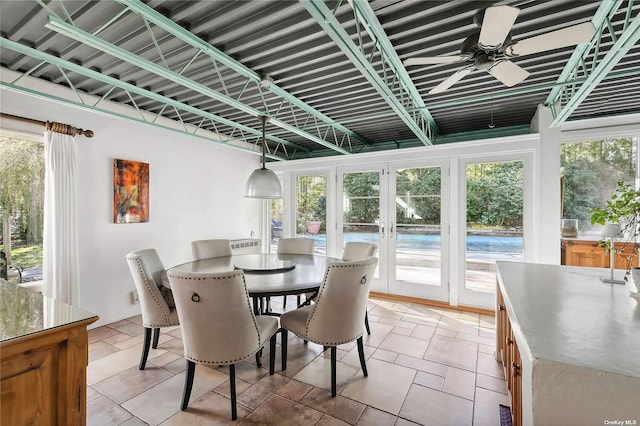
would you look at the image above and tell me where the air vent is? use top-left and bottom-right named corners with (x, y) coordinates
top-left (230, 239), bottom-right (261, 254)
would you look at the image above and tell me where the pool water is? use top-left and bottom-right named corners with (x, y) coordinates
top-left (300, 232), bottom-right (523, 259)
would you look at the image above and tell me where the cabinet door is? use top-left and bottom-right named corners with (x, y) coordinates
top-left (565, 241), bottom-right (608, 267)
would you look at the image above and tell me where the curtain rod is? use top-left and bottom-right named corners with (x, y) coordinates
top-left (0, 112), bottom-right (94, 138)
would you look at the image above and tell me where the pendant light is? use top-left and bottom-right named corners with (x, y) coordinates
top-left (245, 116), bottom-right (282, 198)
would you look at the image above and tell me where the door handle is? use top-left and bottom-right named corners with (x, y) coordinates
top-left (390, 221), bottom-right (394, 238)
top-left (380, 221), bottom-right (385, 238)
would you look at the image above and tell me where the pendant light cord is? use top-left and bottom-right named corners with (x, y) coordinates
top-left (260, 116), bottom-right (267, 170)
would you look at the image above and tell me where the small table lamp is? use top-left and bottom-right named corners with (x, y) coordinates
top-left (600, 223), bottom-right (625, 284)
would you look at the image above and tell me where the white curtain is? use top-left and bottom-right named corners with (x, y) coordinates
top-left (42, 131), bottom-right (79, 305)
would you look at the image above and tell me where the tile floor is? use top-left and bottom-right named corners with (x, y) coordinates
top-left (87, 297), bottom-right (509, 425)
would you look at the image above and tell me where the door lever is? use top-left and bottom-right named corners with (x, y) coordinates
top-left (390, 221), bottom-right (394, 238)
top-left (380, 221), bottom-right (385, 238)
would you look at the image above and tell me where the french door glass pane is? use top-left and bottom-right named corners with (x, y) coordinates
top-left (295, 175), bottom-right (326, 255)
top-left (395, 166), bottom-right (441, 285)
top-left (465, 161), bottom-right (524, 292)
top-left (342, 171), bottom-right (380, 249)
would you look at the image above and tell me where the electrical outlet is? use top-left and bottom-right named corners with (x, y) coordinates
top-left (131, 290), bottom-right (139, 304)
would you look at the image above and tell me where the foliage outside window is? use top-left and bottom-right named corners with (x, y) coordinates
top-left (0, 136), bottom-right (44, 272)
top-left (395, 167), bottom-right (441, 227)
top-left (296, 175), bottom-right (326, 234)
top-left (561, 138), bottom-right (637, 236)
top-left (466, 162), bottom-right (524, 229)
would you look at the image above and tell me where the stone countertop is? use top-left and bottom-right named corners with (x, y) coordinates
top-left (0, 281), bottom-right (98, 343)
top-left (496, 262), bottom-right (640, 378)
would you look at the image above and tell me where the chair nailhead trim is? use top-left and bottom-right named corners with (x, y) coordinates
top-left (127, 255), bottom-right (171, 326)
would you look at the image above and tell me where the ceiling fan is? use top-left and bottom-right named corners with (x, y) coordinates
top-left (404, 5), bottom-right (595, 94)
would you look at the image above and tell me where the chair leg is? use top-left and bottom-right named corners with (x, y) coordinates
top-left (181, 360), bottom-right (196, 410)
top-left (139, 327), bottom-right (152, 370)
top-left (330, 346), bottom-right (337, 397)
top-left (255, 348), bottom-right (263, 367)
top-left (230, 364), bottom-right (237, 420)
top-left (357, 336), bottom-right (368, 377)
top-left (283, 295), bottom-right (287, 309)
top-left (152, 327), bottom-right (160, 349)
top-left (269, 334), bottom-right (276, 375)
top-left (364, 311), bottom-right (371, 335)
top-left (281, 329), bottom-right (288, 371)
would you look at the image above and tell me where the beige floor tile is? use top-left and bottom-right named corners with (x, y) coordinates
top-left (478, 343), bottom-right (495, 355)
top-left (339, 342), bottom-right (374, 370)
top-left (391, 326), bottom-right (413, 336)
top-left (478, 327), bottom-right (496, 339)
top-left (472, 387), bottom-right (510, 426)
top-left (341, 358), bottom-right (415, 415)
top-left (127, 314), bottom-right (144, 325)
top-left (163, 357), bottom-right (188, 374)
top-left (279, 339), bottom-right (325, 377)
top-left (116, 322), bottom-right (146, 336)
top-left (292, 356), bottom-right (359, 394)
top-left (160, 390), bottom-right (251, 425)
top-left (355, 406), bottom-right (397, 425)
top-left (87, 385), bottom-right (101, 402)
top-left (103, 331), bottom-right (133, 345)
top-left (300, 387), bottom-right (366, 424)
top-left (87, 395), bottom-right (134, 426)
top-left (424, 334), bottom-right (478, 371)
top-left (394, 354), bottom-right (447, 377)
top-left (434, 327), bottom-right (457, 337)
top-left (436, 318), bottom-right (480, 336)
top-left (89, 341), bottom-right (120, 362)
top-left (113, 333), bottom-right (145, 350)
top-left (399, 384), bottom-right (473, 426)
top-left (214, 376), bottom-right (251, 399)
top-left (379, 333), bottom-right (429, 359)
top-left (122, 365), bottom-right (228, 425)
top-left (401, 312), bottom-right (441, 328)
top-left (236, 373), bottom-right (290, 410)
top-left (479, 314), bottom-right (496, 328)
top-left (379, 317), bottom-right (417, 331)
top-left (410, 324), bottom-right (437, 341)
top-left (443, 367), bottom-right (476, 400)
top-left (476, 373), bottom-right (508, 395)
top-left (395, 418), bottom-right (421, 425)
top-left (405, 303), bottom-right (442, 319)
top-left (361, 322), bottom-right (394, 348)
top-left (371, 348), bottom-right (398, 363)
top-left (413, 371), bottom-right (444, 391)
top-left (93, 365), bottom-right (174, 404)
top-left (242, 394), bottom-right (323, 425)
top-left (88, 325), bottom-right (120, 343)
top-left (476, 351), bottom-right (505, 379)
top-left (88, 345), bottom-right (166, 386)
top-left (316, 414), bottom-right (351, 425)
top-left (107, 319), bottom-right (132, 329)
top-left (148, 350), bottom-right (182, 368)
top-left (120, 416), bottom-right (150, 426)
top-left (368, 305), bottom-right (404, 320)
top-left (276, 379), bottom-right (313, 401)
top-left (455, 331), bottom-right (495, 346)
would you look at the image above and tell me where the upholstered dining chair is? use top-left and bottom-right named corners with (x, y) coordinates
top-left (277, 238), bottom-right (315, 309)
top-left (342, 242), bottom-right (377, 335)
top-left (191, 239), bottom-right (232, 261)
top-left (280, 257), bottom-right (378, 396)
top-left (167, 269), bottom-right (279, 420)
top-left (125, 249), bottom-right (179, 370)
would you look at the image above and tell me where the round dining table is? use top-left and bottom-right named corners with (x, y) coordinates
top-left (165, 253), bottom-right (342, 314)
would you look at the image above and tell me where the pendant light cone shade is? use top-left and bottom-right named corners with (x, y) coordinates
top-left (245, 116), bottom-right (282, 199)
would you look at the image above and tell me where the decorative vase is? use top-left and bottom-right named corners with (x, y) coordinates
top-left (631, 267), bottom-right (640, 293)
top-left (306, 221), bottom-right (321, 234)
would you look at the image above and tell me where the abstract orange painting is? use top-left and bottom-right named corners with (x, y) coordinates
top-left (113, 159), bottom-right (149, 223)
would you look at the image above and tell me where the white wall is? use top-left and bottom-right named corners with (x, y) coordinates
top-left (1, 88), bottom-right (261, 326)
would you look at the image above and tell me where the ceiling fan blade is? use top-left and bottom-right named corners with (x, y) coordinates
top-left (508, 22), bottom-right (595, 56)
top-left (478, 5), bottom-right (520, 49)
top-left (404, 56), bottom-right (465, 66)
top-left (429, 67), bottom-right (474, 94)
top-left (490, 60), bottom-right (529, 87)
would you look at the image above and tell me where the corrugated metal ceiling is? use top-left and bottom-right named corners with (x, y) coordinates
top-left (1, 0), bottom-right (638, 160)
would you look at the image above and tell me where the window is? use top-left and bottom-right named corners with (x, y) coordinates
top-left (0, 132), bottom-right (44, 283)
top-left (561, 137), bottom-right (638, 237)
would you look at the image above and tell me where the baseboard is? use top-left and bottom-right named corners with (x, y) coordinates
top-left (369, 291), bottom-right (495, 316)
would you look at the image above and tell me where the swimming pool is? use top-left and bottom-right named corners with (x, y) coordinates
top-left (299, 232), bottom-right (523, 259)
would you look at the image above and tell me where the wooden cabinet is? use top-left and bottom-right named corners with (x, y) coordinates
top-left (1, 282), bottom-right (98, 425)
top-left (561, 238), bottom-right (638, 269)
top-left (496, 286), bottom-right (522, 426)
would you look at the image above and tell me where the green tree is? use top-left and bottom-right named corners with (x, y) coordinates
top-left (0, 137), bottom-right (45, 264)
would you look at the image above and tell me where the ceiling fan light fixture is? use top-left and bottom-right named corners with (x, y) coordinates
top-left (245, 116), bottom-right (282, 199)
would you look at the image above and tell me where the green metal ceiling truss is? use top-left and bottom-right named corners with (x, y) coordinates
top-left (546, 0), bottom-right (640, 126)
top-left (0, 37), bottom-right (294, 160)
top-left (302, 0), bottom-right (438, 145)
top-left (33, 0), bottom-right (379, 157)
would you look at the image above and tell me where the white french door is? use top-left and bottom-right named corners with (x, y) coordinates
top-left (337, 159), bottom-right (449, 301)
